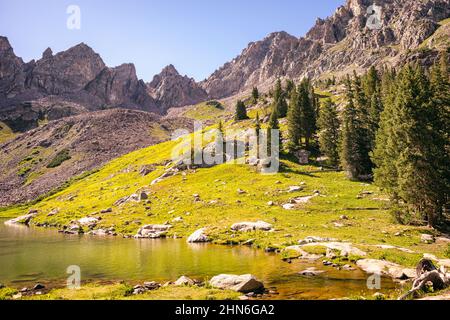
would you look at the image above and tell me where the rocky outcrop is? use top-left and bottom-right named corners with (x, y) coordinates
top-left (27, 43), bottom-right (105, 95)
top-left (0, 36), bottom-right (25, 99)
top-left (201, 0), bottom-right (450, 98)
top-left (147, 65), bottom-right (208, 111)
top-left (231, 221), bottom-right (273, 232)
top-left (356, 259), bottom-right (416, 279)
top-left (135, 224), bottom-right (172, 239)
top-left (209, 274), bottom-right (264, 293)
top-left (85, 63), bottom-right (158, 112)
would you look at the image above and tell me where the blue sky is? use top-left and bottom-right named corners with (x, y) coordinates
top-left (0, 0), bottom-right (344, 81)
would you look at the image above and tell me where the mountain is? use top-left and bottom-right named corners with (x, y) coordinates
top-left (0, 108), bottom-right (193, 206)
top-left (201, 0), bottom-right (450, 98)
top-left (147, 64), bottom-right (208, 111)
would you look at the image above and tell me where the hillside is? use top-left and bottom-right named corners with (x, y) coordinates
top-left (2, 122), bottom-right (449, 275)
top-left (0, 109), bottom-right (193, 206)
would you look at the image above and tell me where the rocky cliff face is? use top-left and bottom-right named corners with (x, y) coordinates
top-left (26, 43), bottom-right (106, 95)
top-left (0, 37), bottom-right (169, 117)
top-left (85, 63), bottom-right (158, 112)
top-left (147, 64), bottom-right (208, 110)
top-left (201, 0), bottom-right (450, 98)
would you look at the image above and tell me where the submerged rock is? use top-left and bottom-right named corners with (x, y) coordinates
top-left (209, 274), bottom-right (264, 293)
top-left (299, 267), bottom-right (325, 276)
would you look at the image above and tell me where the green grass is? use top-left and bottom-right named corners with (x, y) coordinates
top-left (183, 101), bottom-right (229, 121)
top-left (0, 121), bottom-right (16, 144)
top-left (1, 132), bottom-right (448, 268)
top-left (18, 283), bottom-right (240, 300)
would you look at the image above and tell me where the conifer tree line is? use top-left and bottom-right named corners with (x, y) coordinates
top-left (232, 53), bottom-right (448, 228)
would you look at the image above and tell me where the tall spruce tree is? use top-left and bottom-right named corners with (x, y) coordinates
top-left (373, 63), bottom-right (449, 227)
top-left (340, 76), bottom-right (372, 180)
top-left (298, 79), bottom-right (316, 150)
top-left (273, 79), bottom-right (288, 118)
top-left (318, 98), bottom-right (340, 167)
top-left (268, 107), bottom-right (281, 155)
top-left (235, 100), bottom-right (248, 121)
top-left (287, 85), bottom-right (301, 152)
top-left (252, 87), bottom-right (259, 104)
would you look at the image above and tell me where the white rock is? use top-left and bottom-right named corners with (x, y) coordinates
top-left (209, 274), bottom-right (264, 293)
top-left (187, 228), bottom-right (210, 243)
top-left (231, 221), bottom-right (273, 232)
top-left (136, 224), bottom-right (172, 239)
top-left (78, 217), bottom-right (99, 226)
top-left (174, 276), bottom-right (195, 286)
top-left (288, 186), bottom-right (302, 193)
top-left (356, 259), bottom-right (416, 279)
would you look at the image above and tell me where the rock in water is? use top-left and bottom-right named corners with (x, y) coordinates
top-left (209, 274), bottom-right (264, 293)
top-left (135, 224), bottom-right (172, 239)
top-left (187, 228), bottom-right (209, 243)
top-left (4, 213), bottom-right (38, 226)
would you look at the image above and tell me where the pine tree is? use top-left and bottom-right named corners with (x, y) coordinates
top-left (287, 86), bottom-right (301, 152)
top-left (285, 79), bottom-right (295, 98)
top-left (273, 79), bottom-right (288, 118)
top-left (373, 63), bottom-right (449, 227)
top-left (298, 79), bottom-right (316, 150)
top-left (318, 98), bottom-right (340, 167)
top-left (235, 100), bottom-right (248, 121)
top-left (255, 112), bottom-right (261, 158)
top-left (252, 87), bottom-right (259, 104)
top-left (267, 108), bottom-right (281, 155)
top-left (340, 76), bottom-right (371, 180)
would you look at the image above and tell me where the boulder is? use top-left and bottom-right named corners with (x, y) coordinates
top-left (421, 234), bottom-right (435, 244)
top-left (139, 165), bottom-right (155, 176)
top-left (288, 186), bottom-right (303, 193)
top-left (135, 224), bottom-right (172, 239)
top-left (174, 276), bottom-right (195, 286)
top-left (209, 274), bottom-right (264, 293)
top-left (5, 213), bottom-right (38, 226)
top-left (231, 221), bottom-right (273, 232)
top-left (78, 217), bottom-right (99, 226)
top-left (356, 259), bottom-right (416, 279)
top-left (298, 236), bottom-right (338, 245)
top-left (301, 242), bottom-right (366, 257)
top-left (187, 228), bottom-right (210, 243)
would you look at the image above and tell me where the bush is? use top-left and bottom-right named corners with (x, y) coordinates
top-left (47, 149), bottom-right (71, 168)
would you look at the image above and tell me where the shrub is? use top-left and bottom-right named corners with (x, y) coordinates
top-left (47, 149), bottom-right (71, 168)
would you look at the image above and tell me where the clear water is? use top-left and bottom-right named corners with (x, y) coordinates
top-left (0, 219), bottom-right (397, 299)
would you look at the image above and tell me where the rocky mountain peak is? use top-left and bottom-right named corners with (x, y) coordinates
top-left (160, 64), bottom-right (180, 77)
top-left (42, 47), bottom-right (53, 59)
top-left (0, 36), bottom-right (14, 53)
top-left (202, 0), bottom-right (450, 98)
top-left (147, 65), bottom-right (208, 111)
